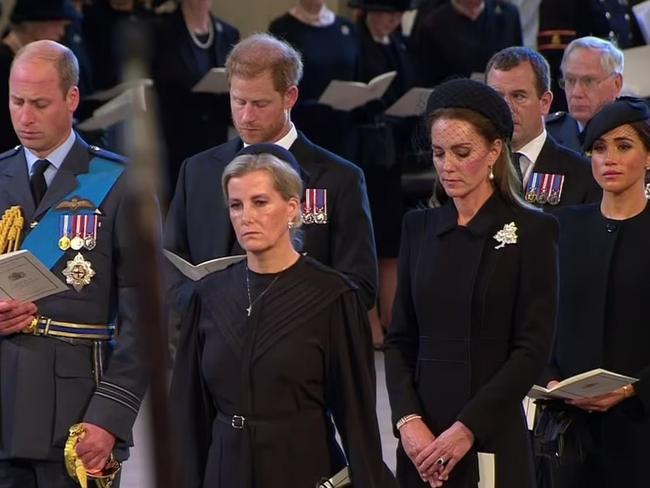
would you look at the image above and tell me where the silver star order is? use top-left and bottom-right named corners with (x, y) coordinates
top-left (493, 221), bottom-right (518, 249)
top-left (62, 253), bottom-right (96, 292)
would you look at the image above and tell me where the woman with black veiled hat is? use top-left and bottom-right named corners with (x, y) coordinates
top-left (384, 78), bottom-right (558, 487)
top-left (170, 144), bottom-right (397, 488)
top-left (543, 97), bottom-right (650, 488)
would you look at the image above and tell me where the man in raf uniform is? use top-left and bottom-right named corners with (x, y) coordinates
top-left (0, 41), bottom-right (147, 487)
top-left (545, 36), bottom-right (624, 153)
top-left (486, 46), bottom-right (601, 209)
top-left (164, 33), bottom-right (377, 312)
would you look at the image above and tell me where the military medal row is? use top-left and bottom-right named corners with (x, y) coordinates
top-left (525, 172), bottom-right (565, 206)
top-left (58, 214), bottom-right (99, 251)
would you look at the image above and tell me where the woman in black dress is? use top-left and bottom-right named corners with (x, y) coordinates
top-left (170, 143), bottom-right (396, 488)
top-left (385, 79), bottom-right (558, 487)
top-left (545, 97), bottom-right (650, 488)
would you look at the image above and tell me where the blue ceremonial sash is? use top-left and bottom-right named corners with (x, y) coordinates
top-left (21, 157), bottom-right (125, 270)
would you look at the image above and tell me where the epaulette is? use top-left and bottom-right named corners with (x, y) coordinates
top-left (545, 111), bottom-right (567, 124)
top-left (88, 144), bottom-right (128, 164)
top-left (0, 145), bottom-right (21, 161)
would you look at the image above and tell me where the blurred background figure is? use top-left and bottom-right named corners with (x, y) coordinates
top-left (0, 0), bottom-right (78, 151)
top-left (151, 0), bottom-right (239, 201)
top-left (348, 0), bottom-right (414, 347)
top-left (410, 0), bottom-right (522, 87)
top-left (269, 0), bottom-right (361, 160)
top-left (544, 97), bottom-right (650, 488)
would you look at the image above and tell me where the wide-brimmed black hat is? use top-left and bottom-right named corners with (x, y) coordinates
top-left (348, 0), bottom-right (413, 12)
top-left (11, 0), bottom-right (79, 23)
top-left (425, 78), bottom-right (513, 140)
top-left (582, 97), bottom-right (650, 151)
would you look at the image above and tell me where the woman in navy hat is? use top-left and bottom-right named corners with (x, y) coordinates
top-left (543, 97), bottom-right (650, 488)
top-left (348, 0), bottom-right (415, 348)
top-left (385, 78), bottom-right (558, 487)
top-left (171, 144), bottom-right (397, 488)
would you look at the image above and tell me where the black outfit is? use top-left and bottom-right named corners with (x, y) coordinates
top-left (545, 112), bottom-right (582, 154)
top-left (411, 0), bottom-right (523, 87)
top-left (170, 256), bottom-right (396, 488)
top-left (164, 133), bottom-right (378, 311)
top-left (269, 14), bottom-right (361, 160)
top-left (385, 193), bottom-right (558, 487)
top-left (0, 43), bottom-right (19, 152)
top-left (0, 137), bottom-right (147, 484)
top-left (545, 203), bottom-right (650, 488)
top-left (357, 20), bottom-right (415, 257)
top-left (524, 134), bottom-right (601, 210)
top-left (152, 9), bottom-right (239, 198)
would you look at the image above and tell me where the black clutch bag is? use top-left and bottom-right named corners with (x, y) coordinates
top-left (533, 401), bottom-right (592, 466)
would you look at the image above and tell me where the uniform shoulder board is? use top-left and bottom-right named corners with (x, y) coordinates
top-left (88, 145), bottom-right (128, 164)
top-left (0, 145), bottom-right (21, 161)
top-left (545, 111), bottom-right (567, 124)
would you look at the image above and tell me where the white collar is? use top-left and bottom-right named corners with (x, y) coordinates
top-left (242, 123), bottom-right (298, 150)
top-left (516, 129), bottom-right (547, 187)
top-left (24, 129), bottom-right (76, 174)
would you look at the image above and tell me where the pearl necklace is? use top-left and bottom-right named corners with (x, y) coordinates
top-left (185, 14), bottom-right (214, 50)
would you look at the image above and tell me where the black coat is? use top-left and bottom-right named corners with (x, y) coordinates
top-left (545, 112), bottom-right (582, 154)
top-left (163, 133), bottom-right (378, 310)
top-left (152, 10), bottom-right (239, 196)
top-left (529, 134), bottom-right (601, 210)
top-left (546, 203), bottom-right (650, 487)
top-left (170, 256), bottom-right (396, 488)
top-left (0, 136), bottom-right (147, 461)
top-left (411, 0), bottom-right (523, 87)
top-left (385, 193), bottom-right (558, 488)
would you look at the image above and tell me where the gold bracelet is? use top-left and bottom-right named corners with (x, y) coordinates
top-left (396, 414), bottom-right (422, 430)
top-left (623, 385), bottom-right (634, 399)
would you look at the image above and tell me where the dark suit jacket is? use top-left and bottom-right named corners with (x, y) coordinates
top-left (385, 194), bottom-right (558, 488)
top-left (164, 132), bottom-right (378, 310)
top-left (544, 204), bottom-right (650, 486)
top-left (152, 10), bottom-right (240, 196)
top-left (0, 136), bottom-right (147, 461)
top-left (532, 134), bottom-right (601, 210)
top-left (545, 112), bottom-right (582, 153)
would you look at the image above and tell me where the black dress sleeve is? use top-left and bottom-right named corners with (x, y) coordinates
top-left (327, 289), bottom-right (397, 487)
top-left (169, 292), bottom-right (215, 488)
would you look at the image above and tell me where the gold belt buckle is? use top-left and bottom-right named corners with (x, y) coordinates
top-left (23, 317), bottom-right (42, 336)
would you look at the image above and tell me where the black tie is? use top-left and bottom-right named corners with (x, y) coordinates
top-left (30, 159), bottom-right (50, 207)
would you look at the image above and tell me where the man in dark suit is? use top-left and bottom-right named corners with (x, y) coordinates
top-left (0, 41), bottom-right (147, 487)
top-left (164, 33), bottom-right (377, 311)
top-left (486, 46), bottom-right (600, 209)
top-left (545, 36), bottom-right (624, 153)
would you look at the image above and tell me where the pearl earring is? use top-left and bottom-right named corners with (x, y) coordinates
top-left (288, 221), bottom-right (294, 230)
top-left (488, 166), bottom-right (495, 181)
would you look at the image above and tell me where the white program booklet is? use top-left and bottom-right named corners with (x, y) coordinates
top-left (77, 86), bottom-right (147, 131)
top-left (192, 67), bottom-right (228, 94)
top-left (477, 452), bottom-right (495, 488)
top-left (622, 45), bottom-right (650, 98)
top-left (318, 71), bottom-right (397, 111)
top-left (527, 368), bottom-right (638, 400)
top-left (163, 250), bottom-right (245, 282)
top-left (0, 250), bottom-right (68, 302)
top-left (385, 87), bottom-right (433, 117)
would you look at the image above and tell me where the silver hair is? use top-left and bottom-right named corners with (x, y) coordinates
top-left (560, 36), bottom-right (624, 75)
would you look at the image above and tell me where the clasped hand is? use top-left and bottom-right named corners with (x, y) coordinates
top-left (400, 419), bottom-right (474, 487)
top-left (0, 300), bottom-right (36, 336)
top-left (75, 423), bottom-right (116, 473)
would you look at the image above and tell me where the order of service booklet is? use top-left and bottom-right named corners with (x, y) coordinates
top-left (163, 250), bottom-right (245, 282)
top-left (318, 71), bottom-right (397, 111)
top-left (527, 368), bottom-right (638, 401)
top-left (192, 67), bottom-right (228, 94)
top-left (0, 250), bottom-right (69, 302)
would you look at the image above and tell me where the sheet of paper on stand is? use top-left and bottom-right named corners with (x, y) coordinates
top-left (84, 78), bottom-right (153, 102)
top-left (192, 67), bottom-right (229, 94)
top-left (318, 71), bottom-right (397, 111)
top-left (77, 86), bottom-right (148, 131)
top-left (385, 87), bottom-right (433, 117)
